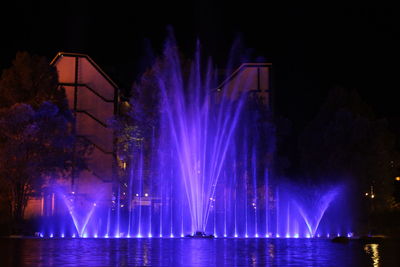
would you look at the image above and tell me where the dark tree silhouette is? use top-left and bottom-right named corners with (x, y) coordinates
top-left (0, 52), bottom-right (90, 233)
top-left (0, 51), bottom-right (66, 109)
top-left (298, 87), bottom-right (399, 232)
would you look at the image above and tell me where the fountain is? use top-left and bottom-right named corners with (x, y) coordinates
top-left (39, 37), bottom-right (350, 239)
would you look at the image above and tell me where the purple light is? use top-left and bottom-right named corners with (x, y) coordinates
top-left (40, 38), bottom-right (348, 240)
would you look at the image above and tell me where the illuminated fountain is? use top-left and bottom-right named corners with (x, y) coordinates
top-left (40, 38), bottom-right (350, 239)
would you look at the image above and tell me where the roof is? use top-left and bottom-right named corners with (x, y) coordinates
top-left (50, 52), bottom-right (119, 90)
top-left (217, 63), bottom-right (272, 90)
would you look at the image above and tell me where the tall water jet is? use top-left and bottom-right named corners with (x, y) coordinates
top-left (155, 38), bottom-right (247, 235)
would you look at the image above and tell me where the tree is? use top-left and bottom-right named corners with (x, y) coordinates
top-left (0, 102), bottom-right (89, 227)
top-left (0, 52), bottom-right (90, 231)
top-left (298, 87), bottom-right (399, 232)
top-left (0, 51), bottom-right (66, 109)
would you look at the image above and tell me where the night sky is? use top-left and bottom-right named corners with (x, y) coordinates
top-left (1, 1), bottom-right (399, 131)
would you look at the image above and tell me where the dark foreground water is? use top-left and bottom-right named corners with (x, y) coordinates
top-left (0, 238), bottom-right (399, 266)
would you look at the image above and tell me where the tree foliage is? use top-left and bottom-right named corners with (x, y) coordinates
top-left (0, 51), bottom-right (66, 109)
top-left (0, 103), bottom-right (90, 222)
top-left (0, 52), bottom-right (90, 228)
top-left (299, 87), bottom-right (399, 207)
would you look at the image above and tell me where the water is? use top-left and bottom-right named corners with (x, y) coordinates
top-left (1, 238), bottom-right (399, 266)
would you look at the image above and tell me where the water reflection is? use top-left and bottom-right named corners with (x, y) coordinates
top-left (0, 238), bottom-right (398, 267)
top-left (364, 243), bottom-right (380, 267)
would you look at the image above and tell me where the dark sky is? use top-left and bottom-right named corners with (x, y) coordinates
top-left (1, 1), bottom-right (399, 129)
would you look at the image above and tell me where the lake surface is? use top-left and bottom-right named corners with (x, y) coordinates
top-left (0, 238), bottom-right (399, 266)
